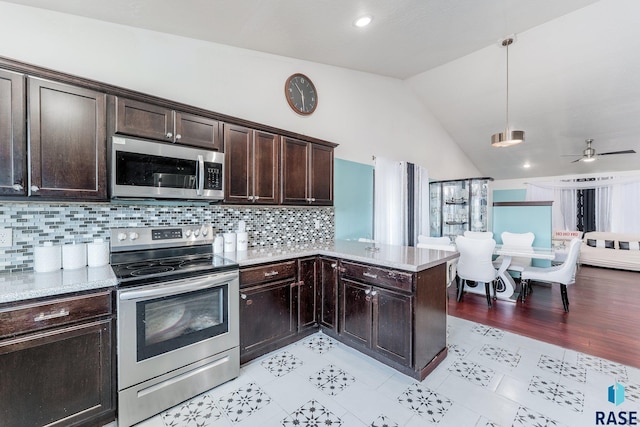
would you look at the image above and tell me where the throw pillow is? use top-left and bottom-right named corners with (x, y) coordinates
top-left (587, 239), bottom-right (614, 248)
top-left (619, 241), bottom-right (640, 251)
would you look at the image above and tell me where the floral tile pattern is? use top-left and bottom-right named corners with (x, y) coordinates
top-left (308, 364), bottom-right (356, 396)
top-left (528, 375), bottom-right (584, 412)
top-left (471, 324), bottom-right (505, 340)
top-left (370, 414), bottom-right (398, 427)
top-left (512, 406), bottom-right (568, 427)
top-left (301, 334), bottom-right (337, 354)
top-left (397, 383), bottom-right (452, 423)
top-left (577, 353), bottom-right (629, 381)
top-left (217, 382), bottom-right (271, 423)
top-left (281, 399), bottom-right (342, 426)
top-left (479, 343), bottom-right (522, 368)
top-left (261, 351), bottom-right (302, 377)
top-left (448, 359), bottom-right (496, 387)
top-left (538, 355), bottom-right (587, 383)
top-left (161, 393), bottom-right (223, 427)
top-left (447, 343), bottom-right (469, 358)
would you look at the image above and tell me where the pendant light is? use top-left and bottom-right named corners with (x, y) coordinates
top-left (491, 37), bottom-right (525, 147)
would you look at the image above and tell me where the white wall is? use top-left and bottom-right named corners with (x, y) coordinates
top-left (0, 2), bottom-right (479, 181)
top-left (492, 169), bottom-right (640, 191)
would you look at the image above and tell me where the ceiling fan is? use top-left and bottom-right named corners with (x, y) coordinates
top-left (568, 139), bottom-right (636, 163)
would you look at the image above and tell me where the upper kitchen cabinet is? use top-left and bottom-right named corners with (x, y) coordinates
top-left (28, 77), bottom-right (107, 200)
top-left (0, 69), bottom-right (26, 196)
top-left (281, 137), bottom-right (333, 206)
top-left (112, 97), bottom-right (221, 151)
top-left (224, 124), bottom-right (279, 204)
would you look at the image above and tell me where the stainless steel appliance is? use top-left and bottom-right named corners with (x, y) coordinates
top-left (111, 226), bottom-right (239, 427)
top-left (111, 136), bottom-right (224, 200)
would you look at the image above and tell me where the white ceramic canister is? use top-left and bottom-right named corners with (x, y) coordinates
top-left (223, 232), bottom-right (236, 253)
top-left (62, 242), bottom-right (87, 270)
top-left (87, 239), bottom-right (110, 267)
top-left (236, 232), bottom-right (248, 252)
top-left (213, 235), bottom-right (224, 254)
top-left (34, 242), bottom-right (62, 273)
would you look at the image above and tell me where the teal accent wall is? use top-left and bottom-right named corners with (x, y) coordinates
top-left (334, 158), bottom-right (374, 240)
top-left (492, 203), bottom-right (552, 267)
top-left (493, 189), bottom-right (526, 202)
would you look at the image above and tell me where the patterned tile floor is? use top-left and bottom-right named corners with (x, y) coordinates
top-left (131, 316), bottom-right (640, 427)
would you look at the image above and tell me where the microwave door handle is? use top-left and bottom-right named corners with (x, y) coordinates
top-left (196, 155), bottom-right (204, 196)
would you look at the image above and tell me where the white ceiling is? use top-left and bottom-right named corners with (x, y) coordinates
top-left (3, 0), bottom-right (639, 180)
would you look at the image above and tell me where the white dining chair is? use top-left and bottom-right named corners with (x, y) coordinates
top-left (520, 238), bottom-right (582, 312)
top-left (493, 231), bottom-right (535, 274)
top-left (463, 231), bottom-right (494, 239)
top-left (454, 235), bottom-right (498, 308)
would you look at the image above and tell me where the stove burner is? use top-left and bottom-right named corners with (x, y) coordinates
top-left (130, 266), bottom-right (175, 276)
top-left (159, 259), bottom-right (186, 266)
top-left (125, 262), bottom-right (155, 270)
top-left (179, 259), bottom-right (214, 269)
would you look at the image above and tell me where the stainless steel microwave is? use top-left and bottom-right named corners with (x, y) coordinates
top-left (111, 136), bottom-right (224, 201)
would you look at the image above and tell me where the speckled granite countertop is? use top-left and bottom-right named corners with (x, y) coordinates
top-left (0, 265), bottom-right (117, 304)
top-left (0, 240), bottom-right (457, 304)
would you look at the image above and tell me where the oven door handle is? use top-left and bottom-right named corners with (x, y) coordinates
top-left (119, 271), bottom-right (238, 301)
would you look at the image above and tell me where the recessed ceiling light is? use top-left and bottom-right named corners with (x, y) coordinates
top-left (523, 162), bottom-right (531, 168)
top-left (354, 16), bottom-right (372, 27)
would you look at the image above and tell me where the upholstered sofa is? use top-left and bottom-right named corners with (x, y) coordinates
top-left (579, 231), bottom-right (640, 271)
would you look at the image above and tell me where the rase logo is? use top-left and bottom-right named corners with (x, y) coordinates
top-left (596, 382), bottom-right (638, 425)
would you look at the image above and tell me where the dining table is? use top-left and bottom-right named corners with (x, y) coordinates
top-left (462, 244), bottom-right (556, 301)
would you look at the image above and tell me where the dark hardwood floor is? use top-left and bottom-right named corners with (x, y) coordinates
top-left (447, 264), bottom-right (640, 369)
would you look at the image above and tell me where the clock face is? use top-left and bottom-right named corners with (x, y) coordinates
top-left (285, 74), bottom-right (317, 115)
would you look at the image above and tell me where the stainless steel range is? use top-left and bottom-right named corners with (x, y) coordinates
top-left (110, 225), bottom-right (239, 427)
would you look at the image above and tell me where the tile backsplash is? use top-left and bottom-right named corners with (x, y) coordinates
top-left (0, 201), bottom-right (334, 273)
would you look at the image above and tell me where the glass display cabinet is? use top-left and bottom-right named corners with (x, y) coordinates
top-left (429, 177), bottom-right (493, 240)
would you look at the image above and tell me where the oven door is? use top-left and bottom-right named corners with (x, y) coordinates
top-left (117, 270), bottom-right (239, 390)
top-left (111, 136), bottom-right (224, 200)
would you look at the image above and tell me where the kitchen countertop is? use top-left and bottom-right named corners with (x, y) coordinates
top-left (0, 265), bottom-right (117, 304)
top-left (0, 240), bottom-right (457, 304)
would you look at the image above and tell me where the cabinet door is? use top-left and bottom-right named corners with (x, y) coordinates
top-left (297, 257), bottom-right (317, 332)
top-left (224, 124), bottom-right (252, 203)
top-left (28, 77), bottom-right (107, 199)
top-left (175, 111), bottom-right (221, 150)
top-left (239, 280), bottom-right (296, 363)
top-left (319, 257), bottom-right (338, 331)
top-left (114, 97), bottom-right (173, 142)
top-left (0, 69), bottom-right (26, 196)
top-left (281, 137), bottom-right (309, 204)
top-left (0, 318), bottom-right (114, 427)
top-left (253, 130), bottom-right (280, 204)
top-left (309, 143), bottom-right (333, 205)
top-left (339, 278), bottom-right (372, 348)
top-left (373, 288), bottom-right (412, 366)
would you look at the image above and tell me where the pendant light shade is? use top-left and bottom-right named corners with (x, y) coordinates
top-left (491, 37), bottom-right (525, 147)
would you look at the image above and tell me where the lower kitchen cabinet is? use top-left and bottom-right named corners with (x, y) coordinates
top-left (0, 291), bottom-right (115, 427)
top-left (297, 257), bottom-right (318, 332)
top-left (239, 260), bottom-right (298, 363)
top-left (318, 257), bottom-right (339, 333)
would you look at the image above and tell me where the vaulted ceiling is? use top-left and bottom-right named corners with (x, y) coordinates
top-left (3, 0), bottom-right (638, 180)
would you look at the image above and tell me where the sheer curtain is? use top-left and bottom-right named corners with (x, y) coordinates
top-left (413, 165), bottom-right (430, 243)
top-left (373, 157), bottom-right (408, 245)
top-left (525, 184), bottom-right (576, 230)
top-left (611, 181), bottom-right (640, 233)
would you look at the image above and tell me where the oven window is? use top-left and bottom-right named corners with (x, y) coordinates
top-left (115, 151), bottom-right (197, 189)
top-left (136, 285), bottom-right (228, 361)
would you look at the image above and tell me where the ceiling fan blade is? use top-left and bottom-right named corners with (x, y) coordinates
top-left (598, 149), bottom-right (637, 156)
top-left (570, 158), bottom-right (582, 163)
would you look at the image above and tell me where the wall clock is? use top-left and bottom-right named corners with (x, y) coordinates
top-left (285, 73), bottom-right (318, 115)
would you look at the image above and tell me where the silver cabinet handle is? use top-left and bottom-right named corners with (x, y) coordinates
top-left (175, 133), bottom-right (182, 140)
top-left (240, 294), bottom-right (247, 300)
top-left (311, 198), bottom-right (316, 202)
top-left (363, 272), bottom-right (378, 279)
top-left (331, 263), bottom-right (337, 268)
top-left (254, 195), bottom-right (260, 200)
top-left (264, 271), bottom-right (279, 277)
top-left (34, 309), bottom-right (69, 322)
top-left (371, 290), bottom-right (378, 296)
top-left (30, 185), bottom-right (40, 192)
top-left (364, 289), bottom-right (371, 295)
top-left (248, 196), bottom-right (254, 201)
top-left (166, 132), bottom-right (173, 139)
top-left (12, 184), bottom-right (23, 191)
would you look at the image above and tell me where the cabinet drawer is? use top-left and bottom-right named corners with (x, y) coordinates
top-left (0, 291), bottom-right (112, 338)
top-left (340, 261), bottom-right (414, 293)
top-left (240, 260), bottom-right (296, 287)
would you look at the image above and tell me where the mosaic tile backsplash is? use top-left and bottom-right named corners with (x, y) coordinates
top-left (0, 201), bottom-right (334, 272)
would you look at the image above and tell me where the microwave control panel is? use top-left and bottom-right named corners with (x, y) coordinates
top-left (205, 162), bottom-right (222, 190)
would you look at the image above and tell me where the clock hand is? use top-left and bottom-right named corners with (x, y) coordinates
top-left (294, 82), bottom-right (305, 111)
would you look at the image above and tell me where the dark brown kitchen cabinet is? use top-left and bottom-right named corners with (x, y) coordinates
top-left (224, 124), bottom-right (279, 204)
top-left (297, 257), bottom-right (318, 332)
top-left (0, 69), bottom-right (26, 196)
top-left (28, 77), bottom-right (107, 199)
top-left (318, 257), bottom-right (339, 333)
top-left (239, 260), bottom-right (298, 363)
top-left (0, 291), bottom-right (115, 427)
top-left (281, 137), bottom-right (333, 205)
top-left (113, 96), bottom-right (221, 150)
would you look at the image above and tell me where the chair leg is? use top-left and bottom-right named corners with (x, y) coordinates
top-left (457, 277), bottom-right (465, 302)
top-left (484, 282), bottom-right (493, 308)
top-left (560, 284), bottom-right (569, 312)
top-left (521, 279), bottom-right (529, 303)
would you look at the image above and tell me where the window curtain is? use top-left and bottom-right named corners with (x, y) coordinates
top-left (611, 181), bottom-right (640, 233)
top-left (413, 164), bottom-right (430, 244)
top-left (525, 184), bottom-right (576, 230)
top-left (373, 157), bottom-right (408, 245)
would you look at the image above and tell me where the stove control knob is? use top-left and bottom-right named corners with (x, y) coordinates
top-left (185, 229), bottom-right (192, 238)
top-left (129, 232), bottom-right (139, 241)
top-left (194, 229), bottom-right (200, 237)
top-left (201, 227), bottom-right (209, 237)
top-left (117, 232), bottom-right (127, 241)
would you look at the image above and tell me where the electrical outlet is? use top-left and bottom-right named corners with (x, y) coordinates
top-left (0, 228), bottom-right (12, 248)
